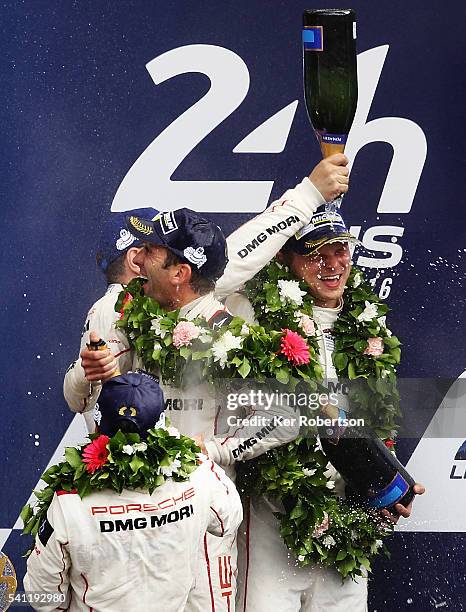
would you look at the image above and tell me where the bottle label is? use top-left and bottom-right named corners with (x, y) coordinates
top-left (367, 472), bottom-right (410, 509)
top-left (319, 132), bottom-right (348, 145)
top-left (302, 27), bottom-right (323, 51)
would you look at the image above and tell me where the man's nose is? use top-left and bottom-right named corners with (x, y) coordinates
top-left (324, 255), bottom-right (338, 269)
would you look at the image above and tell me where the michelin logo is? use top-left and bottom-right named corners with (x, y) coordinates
top-left (116, 229), bottom-right (136, 250)
top-left (184, 246), bottom-right (207, 268)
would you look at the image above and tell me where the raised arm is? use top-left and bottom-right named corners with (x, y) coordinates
top-left (215, 154), bottom-right (349, 299)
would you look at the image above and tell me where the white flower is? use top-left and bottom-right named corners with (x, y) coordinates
top-left (353, 272), bottom-right (362, 288)
top-left (167, 426), bottom-right (181, 439)
top-left (153, 341), bottom-right (162, 351)
top-left (277, 279), bottom-right (306, 306)
top-left (158, 457), bottom-right (182, 478)
top-left (375, 539), bottom-right (383, 549)
top-left (122, 445), bottom-right (134, 455)
top-left (303, 468), bottom-right (317, 477)
top-left (357, 301), bottom-right (378, 323)
top-left (133, 442), bottom-right (147, 453)
top-left (325, 480), bottom-right (336, 490)
top-left (150, 316), bottom-right (167, 338)
top-left (297, 554), bottom-right (306, 562)
top-left (211, 331), bottom-right (243, 367)
top-left (322, 535), bottom-right (336, 548)
top-left (240, 323), bottom-right (250, 336)
top-left (377, 316), bottom-right (392, 336)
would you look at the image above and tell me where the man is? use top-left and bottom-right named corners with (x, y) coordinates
top-left (64, 207), bottom-right (158, 428)
top-left (24, 371), bottom-right (242, 612)
top-left (235, 206), bottom-right (426, 612)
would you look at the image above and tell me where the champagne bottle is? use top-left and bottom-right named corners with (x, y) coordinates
top-left (86, 336), bottom-right (121, 377)
top-left (302, 9), bottom-right (358, 158)
top-left (319, 409), bottom-right (415, 511)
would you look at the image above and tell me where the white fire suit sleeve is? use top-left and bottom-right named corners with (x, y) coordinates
top-left (204, 459), bottom-right (243, 537)
top-left (204, 400), bottom-right (300, 467)
top-left (24, 496), bottom-right (71, 611)
top-left (215, 177), bottom-right (325, 299)
top-left (63, 289), bottom-right (132, 414)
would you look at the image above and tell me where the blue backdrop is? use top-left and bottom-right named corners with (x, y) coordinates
top-left (1, 1), bottom-right (465, 610)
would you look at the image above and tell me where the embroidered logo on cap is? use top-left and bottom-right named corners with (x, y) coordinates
top-left (159, 211), bottom-right (178, 235)
top-left (183, 246), bottom-right (207, 268)
top-left (128, 216), bottom-right (154, 236)
top-left (116, 229), bottom-right (136, 251)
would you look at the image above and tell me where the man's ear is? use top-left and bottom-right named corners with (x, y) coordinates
top-left (125, 247), bottom-right (142, 275)
top-left (170, 262), bottom-right (192, 287)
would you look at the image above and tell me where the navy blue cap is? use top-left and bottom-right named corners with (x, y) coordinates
top-left (126, 208), bottom-right (228, 281)
top-left (96, 208), bottom-right (159, 272)
top-left (283, 205), bottom-right (360, 255)
top-left (97, 371), bottom-right (165, 439)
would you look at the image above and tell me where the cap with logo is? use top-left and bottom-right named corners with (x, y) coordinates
top-left (97, 371), bottom-right (165, 439)
top-left (96, 208), bottom-right (159, 272)
top-left (283, 205), bottom-right (360, 256)
top-left (126, 208), bottom-right (228, 281)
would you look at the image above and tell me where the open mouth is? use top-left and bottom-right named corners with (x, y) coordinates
top-left (318, 273), bottom-right (342, 289)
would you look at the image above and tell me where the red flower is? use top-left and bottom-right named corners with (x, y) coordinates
top-left (384, 439), bottom-right (395, 449)
top-left (279, 329), bottom-right (310, 366)
top-left (82, 435), bottom-right (110, 473)
top-left (119, 292), bottom-right (133, 319)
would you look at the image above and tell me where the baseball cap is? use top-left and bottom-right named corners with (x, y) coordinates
top-left (283, 205), bottom-right (360, 256)
top-left (126, 208), bottom-right (228, 281)
top-left (96, 208), bottom-right (159, 272)
top-left (97, 371), bottom-right (165, 439)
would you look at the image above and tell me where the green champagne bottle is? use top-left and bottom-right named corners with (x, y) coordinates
top-left (303, 9), bottom-right (358, 159)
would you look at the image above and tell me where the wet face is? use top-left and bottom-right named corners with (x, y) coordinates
top-left (288, 241), bottom-right (352, 308)
top-left (133, 244), bottom-right (176, 309)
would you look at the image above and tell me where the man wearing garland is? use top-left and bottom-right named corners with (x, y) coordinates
top-left (233, 206), bottom-right (425, 611)
top-left (25, 371), bottom-right (242, 612)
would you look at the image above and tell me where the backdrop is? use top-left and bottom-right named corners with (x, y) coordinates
top-left (1, 1), bottom-right (465, 610)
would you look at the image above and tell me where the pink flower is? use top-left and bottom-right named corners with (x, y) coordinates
top-left (364, 337), bottom-right (384, 357)
top-left (299, 314), bottom-right (315, 336)
top-left (279, 329), bottom-right (310, 366)
top-left (312, 512), bottom-right (330, 538)
top-left (82, 435), bottom-right (110, 474)
top-left (172, 321), bottom-right (201, 348)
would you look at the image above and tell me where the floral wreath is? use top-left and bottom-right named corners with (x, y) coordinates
top-left (22, 420), bottom-right (199, 555)
top-left (112, 265), bottom-right (402, 579)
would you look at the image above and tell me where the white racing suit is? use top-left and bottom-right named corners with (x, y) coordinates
top-left (236, 304), bottom-right (368, 612)
top-left (62, 176), bottom-right (332, 610)
top-left (24, 457), bottom-right (242, 612)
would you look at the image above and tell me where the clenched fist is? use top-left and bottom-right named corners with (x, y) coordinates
top-left (309, 153), bottom-right (350, 202)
